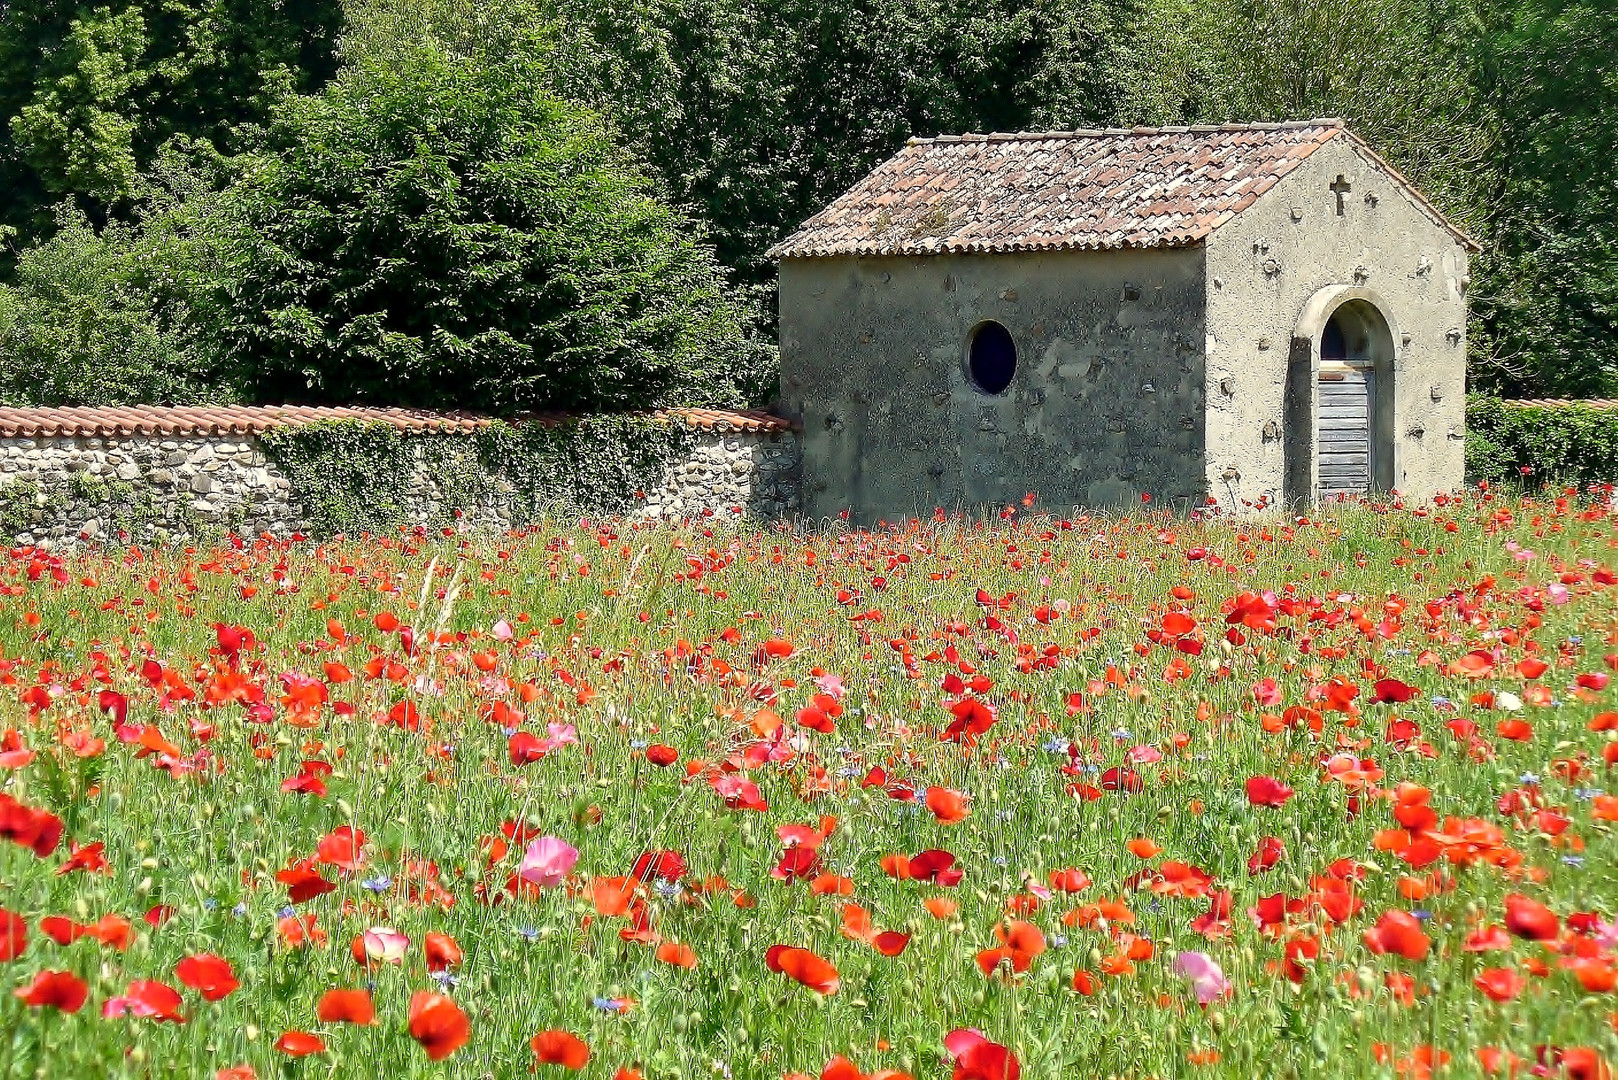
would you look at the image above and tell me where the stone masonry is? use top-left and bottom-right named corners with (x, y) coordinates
top-left (0, 427), bottom-right (800, 548)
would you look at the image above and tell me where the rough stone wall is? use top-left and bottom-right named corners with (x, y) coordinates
top-left (645, 432), bottom-right (800, 520)
top-left (778, 248), bottom-right (1207, 521)
top-left (1202, 138), bottom-right (1470, 508)
top-left (0, 429), bottom-right (800, 547)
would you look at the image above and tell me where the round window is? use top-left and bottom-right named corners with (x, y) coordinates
top-left (968, 321), bottom-right (1016, 395)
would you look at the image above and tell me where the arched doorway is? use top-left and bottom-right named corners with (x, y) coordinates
top-left (1285, 287), bottom-right (1398, 504)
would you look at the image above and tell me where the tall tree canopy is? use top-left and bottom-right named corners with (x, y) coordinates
top-left (0, 0), bottom-right (342, 245)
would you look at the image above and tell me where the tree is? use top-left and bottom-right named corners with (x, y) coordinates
top-left (196, 32), bottom-right (767, 414)
top-left (0, 201), bottom-right (219, 406)
top-left (1466, 0), bottom-right (1618, 396)
top-left (0, 0), bottom-right (342, 247)
top-left (542, 0), bottom-right (1144, 290)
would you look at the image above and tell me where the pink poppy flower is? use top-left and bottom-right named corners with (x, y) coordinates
top-left (518, 836), bottom-right (579, 888)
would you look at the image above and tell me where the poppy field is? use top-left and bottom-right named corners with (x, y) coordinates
top-left (3, 495), bottom-right (1618, 1080)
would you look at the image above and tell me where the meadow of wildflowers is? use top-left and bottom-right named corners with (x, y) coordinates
top-left (2, 494), bottom-right (1617, 1079)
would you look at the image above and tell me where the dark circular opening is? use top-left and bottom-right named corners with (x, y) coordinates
top-left (968, 321), bottom-right (1016, 395)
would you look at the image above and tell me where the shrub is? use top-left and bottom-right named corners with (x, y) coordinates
top-left (0, 205), bottom-right (220, 406)
top-left (198, 37), bottom-right (771, 415)
top-left (1465, 395), bottom-right (1618, 489)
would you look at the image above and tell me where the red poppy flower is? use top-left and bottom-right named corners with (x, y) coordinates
top-left (425, 931), bottom-right (463, 972)
top-left (0, 793), bottom-right (64, 857)
top-left (976, 920), bottom-right (1045, 978)
top-left (0, 907), bottom-right (24, 961)
top-left (1247, 836), bottom-right (1284, 875)
top-left (1099, 767), bottom-right (1143, 793)
top-left (943, 698), bottom-right (997, 743)
top-left (945, 1028), bottom-right (1020, 1080)
top-left (275, 1032), bottom-right (326, 1056)
top-left (508, 731), bottom-right (549, 765)
top-left (407, 991), bottom-right (470, 1061)
top-left (1362, 909), bottom-right (1430, 961)
top-left (925, 787), bottom-right (971, 824)
top-left (645, 744), bottom-right (678, 767)
top-left (656, 942), bottom-right (698, 969)
top-left (1125, 837), bottom-right (1161, 859)
top-left (1473, 967), bottom-right (1525, 1002)
top-left (104, 978), bottom-right (185, 1022)
top-left (276, 859), bottom-right (337, 904)
top-left (1245, 775), bottom-right (1294, 807)
top-left (1282, 935), bottom-right (1320, 983)
top-left (631, 849), bottom-right (687, 882)
top-left (175, 953), bottom-right (240, 1001)
top-left (13, 970), bottom-right (88, 1012)
top-left (1371, 679), bottom-right (1419, 704)
top-left (317, 988), bottom-right (376, 1025)
top-left (907, 849), bottom-right (964, 886)
top-left (1048, 868), bottom-right (1091, 893)
top-left (1464, 924), bottom-right (1512, 952)
top-left (766, 945), bottom-right (840, 994)
top-left (774, 846), bottom-right (822, 881)
top-left (1504, 894), bottom-right (1559, 941)
top-left (531, 1029), bottom-right (591, 1069)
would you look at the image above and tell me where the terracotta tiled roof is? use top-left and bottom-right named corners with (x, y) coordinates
top-left (768, 120), bottom-right (1477, 259)
top-left (0, 404), bottom-right (791, 439)
top-left (1503, 399), bottom-right (1618, 410)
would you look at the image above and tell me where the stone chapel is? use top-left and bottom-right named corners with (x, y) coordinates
top-left (769, 119), bottom-right (1475, 519)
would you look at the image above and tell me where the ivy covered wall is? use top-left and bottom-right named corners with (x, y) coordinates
top-left (0, 418), bottom-right (799, 547)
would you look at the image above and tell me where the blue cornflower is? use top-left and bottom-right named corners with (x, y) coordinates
top-left (361, 875), bottom-right (393, 893)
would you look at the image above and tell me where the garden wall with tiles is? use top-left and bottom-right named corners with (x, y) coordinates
top-left (0, 406), bottom-right (799, 547)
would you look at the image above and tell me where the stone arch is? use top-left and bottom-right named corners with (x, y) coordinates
top-left (1284, 285), bottom-right (1400, 504)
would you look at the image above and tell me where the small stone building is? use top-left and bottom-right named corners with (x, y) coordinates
top-left (770, 120), bottom-right (1476, 518)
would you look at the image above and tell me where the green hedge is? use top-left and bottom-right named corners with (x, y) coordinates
top-left (1466, 396), bottom-right (1618, 488)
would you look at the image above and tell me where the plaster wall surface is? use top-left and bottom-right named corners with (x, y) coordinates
top-left (1203, 138), bottom-right (1470, 508)
top-left (779, 249), bottom-right (1207, 521)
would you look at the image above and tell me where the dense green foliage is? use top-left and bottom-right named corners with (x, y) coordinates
top-left (0, 0), bottom-right (1613, 403)
top-left (198, 41), bottom-right (764, 414)
top-left (0, 0), bottom-right (341, 245)
top-left (1466, 0), bottom-right (1618, 397)
top-left (1465, 396), bottom-right (1618, 489)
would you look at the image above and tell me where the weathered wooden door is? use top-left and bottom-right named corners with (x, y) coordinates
top-left (1318, 366), bottom-right (1374, 498)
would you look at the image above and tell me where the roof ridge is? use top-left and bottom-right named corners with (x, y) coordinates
top-left (906, 119), bottom-right (1343, 146)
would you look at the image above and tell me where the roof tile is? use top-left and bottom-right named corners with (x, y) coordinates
top-left (769, 120), bottom-right (1475, 258)
top-left (0, 405), bottom-right (792, 440)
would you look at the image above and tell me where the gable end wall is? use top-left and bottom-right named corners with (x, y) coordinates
top-left (1203, 137), bottom-right (1470, 507)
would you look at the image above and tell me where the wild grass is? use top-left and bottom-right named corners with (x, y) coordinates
top-left (1, 497), bottom-right (1615, 1079)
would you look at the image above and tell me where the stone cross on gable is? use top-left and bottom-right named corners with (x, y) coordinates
top-left (1330, 174), bottom-right (1352, 215)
